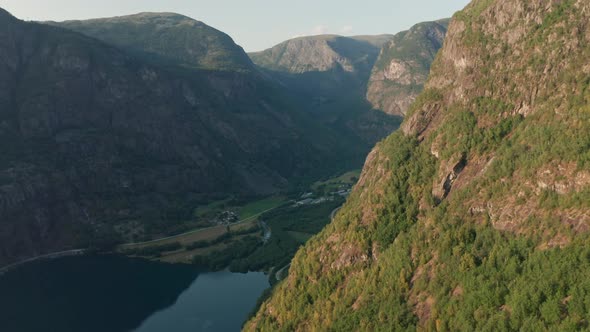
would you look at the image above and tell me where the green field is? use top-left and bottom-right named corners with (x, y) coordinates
top-left (238, 196), bottom-right (287, 219)
top-left (118, 219), bottom-right (262, 263)
top-left (192, 198), bottom-right (233, 218)
top-left (119, 185), bottom-right (339, 272)
top-left (118, 195), bottom-right (288, 265)
top-left (311, 169), bottom-right (361, 192)
top-left (192, 196), bottom-right (286, 221)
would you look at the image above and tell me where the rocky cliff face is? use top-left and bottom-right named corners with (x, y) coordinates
top-left (50, 13), bottom-right (254, 71)
top-left (247, 0), bottom-right (590, 330)
top-left (0, 9), bottom-right (362, 265)
top-left (367, 20), bottom-right (448, 116)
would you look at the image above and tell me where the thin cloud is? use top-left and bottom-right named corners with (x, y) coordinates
top-left (291, 25), bottom-right (332, 38)
top-left (340, 25), bottom-right (353, 34)
top-left (311, 25), bottom-right (329, 35)
top-left (291, 24), bottom-right (352, 39)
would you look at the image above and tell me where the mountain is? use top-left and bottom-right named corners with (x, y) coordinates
top-left (53, 16), bottom-right (401, 149)
top-left (250, 34), bottom-right (402, 145)
top-left (247, 0), bottom-right (590, 330)
top-left (367, 19), bottom-right (448, 116)
top-left (349, 34), bottom-right (396, 48)
top-left (249, 35), bottom-right (389, 74)
top-left (50, 12), bottom-right (254, 71)
top-left (0, 9), bottom-right (364, 265)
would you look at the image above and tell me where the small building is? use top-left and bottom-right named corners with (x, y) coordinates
top-left (295, 198), bottom-right (314, 206)
top-left (311, 197), bottom-right (327, 205)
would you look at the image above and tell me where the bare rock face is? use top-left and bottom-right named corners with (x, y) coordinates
top-left (432, 154), bottom-right (467, 201)
top-left (382, 59), bottom-right (415, 84)
top-left (367, 20), bottom-right (448, 116)
top-left (401, 100), bottom-right (443, 137)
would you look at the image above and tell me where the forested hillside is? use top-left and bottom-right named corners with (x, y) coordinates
top-left (246, 0), bottom-right (590, 330)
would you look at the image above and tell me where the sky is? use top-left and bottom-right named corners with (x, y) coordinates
top-left (0, 0), bottom-right (471, 52)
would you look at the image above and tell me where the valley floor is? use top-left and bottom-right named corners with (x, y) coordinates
top-left (117, 169), bottom-right (358, 278)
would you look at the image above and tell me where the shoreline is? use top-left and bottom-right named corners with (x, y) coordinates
top-left (0, 249), bottom-right (86, 276)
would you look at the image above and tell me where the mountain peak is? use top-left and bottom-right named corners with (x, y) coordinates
top-left (52, 12), bottom-right (254, 71)
top-left (60, 11), bottom-right (191, 21)
top-left (124, 11), bottom-right (189, 18)
top-left (250, 35), bottom-right (384, 74)
top-left (71, 12), bottom-right (201, 26)
top-left (0, 7), bottom-right (16, 21)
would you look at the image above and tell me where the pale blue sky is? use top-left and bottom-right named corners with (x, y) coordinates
top-left (0, 0), bottom-right (471, 52)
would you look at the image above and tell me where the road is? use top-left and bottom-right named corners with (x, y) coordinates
top-left (275, 263), bottom-right (291, 281)
top-left (0, 249), bottom-right (86, 275)
top-left (259, 220), bottom-right (272, 243)
top-left (330, 206), bottom-right (342, 220)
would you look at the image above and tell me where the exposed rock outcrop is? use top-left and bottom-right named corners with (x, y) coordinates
top-left (367, 20), bottom-right (448, 116)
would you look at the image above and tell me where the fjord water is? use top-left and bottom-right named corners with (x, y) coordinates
top-left (0, 255), bottom-right (269, 332)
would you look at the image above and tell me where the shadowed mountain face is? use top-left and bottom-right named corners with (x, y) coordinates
top-left (0, 9), bottom-right (367, 265)
top-left (50, 12), bottom-right (255, 71)
top-left (250, 35), bottom-right (403, 145)
top-left (247, 0), bottom-right (590, 330)
top-left (367, 20), bottom-right (449, 116)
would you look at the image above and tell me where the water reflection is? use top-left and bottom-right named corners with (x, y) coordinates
top-left (0, 255), bottom-right (198, 332)
top-left (0, 255), bottom-right (270, 332)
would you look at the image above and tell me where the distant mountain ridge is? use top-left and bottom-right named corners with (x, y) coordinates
top-left (248, 34), bottom-right (403, 145)
top-left (249, 34), bottom-right (392, 74)
top-left (50, 12), bottom-right (255, 71)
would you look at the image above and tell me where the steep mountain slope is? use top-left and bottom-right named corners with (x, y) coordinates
top-left (0, 9), bottom-right (362, 266)
top-left (349, 34), bottom-right (395, 48)
top-left (247, 0), bottom-right (590, 330)
top-left (53, 16), bottom-right (395, 155)
top-left (250, 35), bottom-right (402, 145)
top-left (50, 12), bottom-right (254, 71)
top-left (367, 19), bottom-right (448, 116)
top-left (249, 35), bottom-right (387, 74)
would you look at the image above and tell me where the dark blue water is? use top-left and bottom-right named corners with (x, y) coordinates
top-left (0, 255), bottom-right (269, 332)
